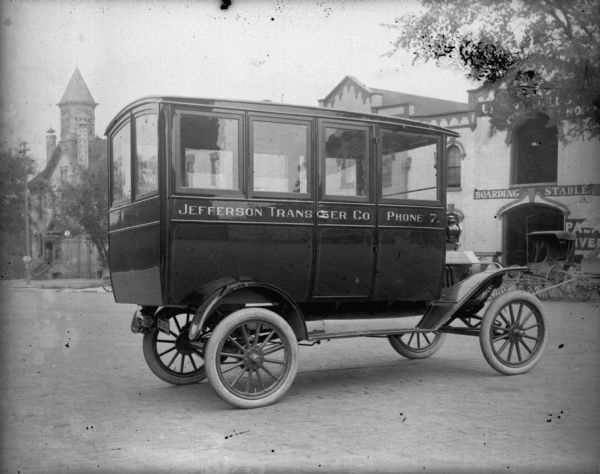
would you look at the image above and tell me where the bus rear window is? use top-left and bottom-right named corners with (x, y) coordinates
top-left (177, 113), bottom-right (240, 192)
top-left (111, 121), bottom-right (131, 204)
top-left (134, 113), bottom-right (158, 198)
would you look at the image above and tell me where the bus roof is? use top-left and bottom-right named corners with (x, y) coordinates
top-left (105, 95), bottom-right (461, 137)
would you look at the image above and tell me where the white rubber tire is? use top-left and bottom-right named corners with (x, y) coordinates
top-left (479, 291), bottom-right (548, 375)
top-left (388, 332), bottom-right (446, 359)
top-left (205, 308), bottom-right (298, 409)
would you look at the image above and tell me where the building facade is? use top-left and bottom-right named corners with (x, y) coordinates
top-left (320, 76), bottom-right (600, 265)
top-left (28, 68), bottom-right (106, 279)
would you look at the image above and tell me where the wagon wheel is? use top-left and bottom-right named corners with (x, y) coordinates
top-left (545, 266), bottom-right (568, 300)
top-left (531, 278), bottom-right (550, 300)
top-left (479, 291), bottom-right (548, 375)
top-left (388, 332), bottom-right (446, 359)
top-left (204, 308), bottom-right (298, 409)
top-left (142, 308), bottom-right (206, 385)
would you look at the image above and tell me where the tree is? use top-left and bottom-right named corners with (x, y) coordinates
top-left (0, 145), bottom-right (35, 232)
top-left (0, 145), bottom-right (35, 278)
top-left (386, 0), bottom-right (600, 141)
top-left (56, 154), bottom-right (109, 269)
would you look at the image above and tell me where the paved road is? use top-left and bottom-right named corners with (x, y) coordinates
top-left (0, 282), bottom-right (598, 473)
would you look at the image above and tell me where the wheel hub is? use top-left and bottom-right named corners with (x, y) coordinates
top-left (244, 348), bottom-right (265, 369)
top-left (508, 325), bottom-right (524, 342)
top-left (175, 330), bottom-right (194, 356)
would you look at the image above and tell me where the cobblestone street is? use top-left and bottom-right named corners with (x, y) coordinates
top-left (1, 282), bottom-right (599, 473)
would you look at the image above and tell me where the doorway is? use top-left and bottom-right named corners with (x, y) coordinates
top-left (504, 204), bottom-right (564, 265)
top-left (44, 241), bottom-right (54, 264)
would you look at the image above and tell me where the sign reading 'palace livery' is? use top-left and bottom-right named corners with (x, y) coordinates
top-left (172, 198), bottom-right (444, 228)
top-left (474, 184), bottom-right (600, 200)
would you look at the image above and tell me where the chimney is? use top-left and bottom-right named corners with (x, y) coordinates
top-left (46, 128), bottom-right (57, 165)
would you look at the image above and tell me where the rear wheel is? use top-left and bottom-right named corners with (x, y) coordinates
top-left (142, 309), bottom-right (206, 385)
top-left (205, 308), bottom-right (298, 409)
top-left (479, 291), bottom-right (548, 375)
top-left (388, 332), bottom-right (446, 359)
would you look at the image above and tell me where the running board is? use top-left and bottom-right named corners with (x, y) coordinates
top-left (306, 315), bottom-right (424, 340)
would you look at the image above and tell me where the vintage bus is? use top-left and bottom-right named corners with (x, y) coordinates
top-left (106, 97), bottom-right (548, 408)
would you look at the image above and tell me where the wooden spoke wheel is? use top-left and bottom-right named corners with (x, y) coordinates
top-left (480, 291), bottom-right (548, 375)
top-left (388, 331), bottom-right (446, 359)
top-left (142, 309), bottom-right (206, 385)
top-left (545, 266), bottom-right (568, 300)
top-left (204, 308), bottom-right (298, 409)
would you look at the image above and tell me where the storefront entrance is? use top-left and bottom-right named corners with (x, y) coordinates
top-left (504, 204), bottom-right (564, 265)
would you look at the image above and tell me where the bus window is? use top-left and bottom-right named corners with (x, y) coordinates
top-left (134, 113), bottom-right (158, 198)
top-left (380, 128), bottom-right (440, 202)
top-left (251, 120), bottom-right (309, 195)
top-left (324, 127), bottom-right (369, 198)
top-left (176, 113), bottom-right (240, 192)
top-left (111, 121), bottom-right (131, 204)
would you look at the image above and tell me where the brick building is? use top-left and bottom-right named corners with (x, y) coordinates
top-left (319, 76), bottom-right (600, 264)
top-left (28, 68), bottom-right (106, 279)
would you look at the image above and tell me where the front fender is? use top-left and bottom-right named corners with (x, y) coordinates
top-left (418, 266), bottom-right (530, 330)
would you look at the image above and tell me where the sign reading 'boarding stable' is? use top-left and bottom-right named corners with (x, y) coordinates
top-left (473, 184), bottom-right (600, 200)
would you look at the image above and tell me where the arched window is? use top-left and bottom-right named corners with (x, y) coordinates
top-left (512, 116), bottom-right (557, 185)
top-left (447, 144), bottom-right (462, 188)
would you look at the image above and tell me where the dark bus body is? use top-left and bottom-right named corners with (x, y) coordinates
top-left (108, 97), bottom-right (449, 307)
top-left (106, 97), bottom-right (549, 408)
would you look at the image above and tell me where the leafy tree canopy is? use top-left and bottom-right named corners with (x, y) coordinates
top-left (0, 146), bottom-right (35, 233)
top-left (56, 153), bottom-right (109, 267)
top-left (386, 0), bottom-right (600, 141)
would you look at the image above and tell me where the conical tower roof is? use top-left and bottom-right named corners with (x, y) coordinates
top-left (58, 67), bottom-right (97, 106)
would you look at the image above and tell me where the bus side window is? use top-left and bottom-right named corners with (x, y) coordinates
top-left (111, 121), bottom-right (131, 204)
top-left (178, 114), bottom-right (240, 191)
top-left (380, 128), bottom-right (439, 202)
top-left (324, 127), bottom-right (369, 198)
top-left (251, 120), bottom-right (309, 195)
top-left (134, 113), bottom-right (158, 198)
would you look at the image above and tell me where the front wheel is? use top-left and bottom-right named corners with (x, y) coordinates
top-left (388, 332), bottom-right (446, 359)
top-left (479, 291), bottom-right (548, 375)
top-left (204, 308), bottom-right (298, 409)
top-left (142, 309), bottom-right (206, 385)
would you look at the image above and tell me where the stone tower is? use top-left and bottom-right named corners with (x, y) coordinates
top-left (58, 67), bottom-right (97, 165)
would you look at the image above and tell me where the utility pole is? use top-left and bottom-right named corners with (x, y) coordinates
top-left (20, 142), bottom-right (32, 285)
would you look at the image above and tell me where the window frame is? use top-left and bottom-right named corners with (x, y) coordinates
top-left (172, 108), bottom-right (245, 197)
top-left (319, 120), bottom-right (374, 203)
top-left (511, 116), bottom-right (558, 186)
top-left (248, 114), bottom-right (313, 200)
top-left (446, 143), bottom-right (462, 189)
top-left (132, 108), bottom-right (160, 201)
top-left (377, 126), bottom-right (442, 206)
top-left (109, 116), bottom-right (132, 208)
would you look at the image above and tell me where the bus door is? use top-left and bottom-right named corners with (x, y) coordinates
top-left (374, 127), bottom-right (445, 301)
top-left (313, 121), bottom-right (376, 299)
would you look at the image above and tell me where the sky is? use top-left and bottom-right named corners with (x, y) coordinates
top-left (1, 0), bottom-right (476, 171)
